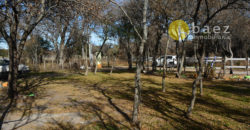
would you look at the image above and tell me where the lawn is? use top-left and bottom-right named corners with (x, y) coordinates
top-left (1, 71), bottom-right (249, 130)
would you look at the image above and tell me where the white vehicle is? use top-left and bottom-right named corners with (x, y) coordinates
top-left (156, 55), bottom-right (177, 67)
top-left (0, 59), bottom-right (29, 76)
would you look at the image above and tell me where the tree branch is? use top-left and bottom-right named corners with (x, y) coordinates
top-left (204, 0), bottom-right (210, 20)
top-left (193, 0), bottom-right (202, 25)
top-left (108, 0), bottom-right (143, 41)
top-left (17, 0), bottom-right (59, 60)
top-left (202, 0), bottom-right (239, 27)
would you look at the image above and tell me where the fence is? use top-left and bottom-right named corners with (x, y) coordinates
top-left (186, 57), bottom-right (250, 75)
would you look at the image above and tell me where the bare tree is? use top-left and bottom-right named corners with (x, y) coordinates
top-left (0, 0), bottom-right (59, 98)
top-left (149, 0), bottom-right (174, 72)
top-left (94, 24), bottom-right (109, 74)
top-left (186, 0), bottom-right (243, 117)
top-left (43, 13), bottom-right (76, 69)
top-left (132, 1), bottom-right (148, 128)
top-left (0, 1), bottom-right (106, 128)
top-left (109, 0), bottom-right (148, 129)
top-left (0, 0), bottom-right (59, 129)
top-left (162, 38), bottom-right (170, 92)
top-left (109, 45), bottom-right (118, 74)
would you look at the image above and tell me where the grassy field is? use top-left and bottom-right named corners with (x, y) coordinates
top-left (1, 70), bottom-right (249, 130)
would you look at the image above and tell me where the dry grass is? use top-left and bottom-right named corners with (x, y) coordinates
top-left (1, 70), bottom-right (249, 130)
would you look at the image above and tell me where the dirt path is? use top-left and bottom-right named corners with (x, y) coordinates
top-left (2, 79), bottom-right (98, 129)
top-left (3, 112), bottom-right (99, 130)
top-left (2, 75), bottom-right (132, 130)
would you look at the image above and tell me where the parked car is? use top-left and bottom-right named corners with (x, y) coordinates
top-left (156, 55), bottom-right (177, 67)
top-left (0, 59), bottom-right (29, 77)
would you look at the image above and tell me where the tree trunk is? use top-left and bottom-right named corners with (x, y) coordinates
top-left (176, 41), bottom-right (186, 78)
top-left (199, 48), bottom-right (205, 96)
top-left (89, 44), bottom-right (94, 67)
top-left (187, 41), bottom-right (205, 117)
top-left (178, 42), bottom-right (186, 77)
top-left (125, 36), bottom-right (133, 70)
top-left (184, 57), bottom-right (186, 73)
top-left (194, 40), bottom-right (199, 73)
top-left (176, 41), bottom-right (180, 78)
top-left (107, 56), bottom-right (110, 67)
top-left (94, 57), bottom-right (98, 74)
top-left (58, 23), bottom-right (69, 69)
top-left (52, 59), bottom-right (54, 70)
top-left (177, 49), bottom-right (186, 78)
top-left (187, 60), bottom-right (204, 117)
top-left (186, 71), bottom-right (201, 117)
top-left (127, 51), bottom-right (133, 70)
top-left (142, 46), bottom-right (146, 71)
top-left (247, 57), bottom-right (249, 76)
top-left (162, 39), bottom-right (170, 92)
top-left (132, 0), bottom-right (148, 129)
top-left (159, 43), bottom-right (162, 71)
top-left (43, 56), bottom-right (46, 71)
top-left (0, 98), bottom-right (14, 130)
top-left (199, 77), bottom-right (203, 95)
top-left (94, 37), bottom-right (107, 75)
top-left (59, 45), bottom-right (65, 69)
top-left (146, 48), bottom-right (150, 72)
top-left (110, 57), bottom-right (116, 75)
top-left (54, 45), bottom-right (60, 64)
top-left (0, 2), bottom-right (52, 129)
top-left (82, 41), bottom-right (88, 76)
top-left (85, 45), bottom-right (89, 76)
top-left (7, 41), bottom-right (18, 98)
top-left (35, 47), bottom-right (38, 68)
top-left (152, 37), bottom-right (161, 72)
top-left (82, 41), bottom-right (85, 60)
top-left (229, 39), bottom-right (234, 74)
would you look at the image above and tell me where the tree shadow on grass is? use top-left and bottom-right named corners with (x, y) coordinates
top-left (207, 80), bottom-right (250, 97)
top-left (196, 95), bottom-right (250, 124)
top-left (99, 67), bottom-right (136, 74)
top-left (64, 78), bottom-right (133, 129)
top-left (93, 83), bottom-right (132, 122)
top-left (77, 77), bottom-right (214, 129)
top-left (2, 71), bottom-right (248, 129)
top-left (67, 98), bottom-right (131, 130)
top-left (3, 100), bottom-right (47, 130)
top-left (53, 72), bottom-right (249, 129)
top-left (0, 72), bottom-right (64, 129)
top-left (84, 76), bottom-right (249, 129)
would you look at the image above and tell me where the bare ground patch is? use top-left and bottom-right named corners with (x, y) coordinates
top-left (1, 71), bottom-right (249, 129)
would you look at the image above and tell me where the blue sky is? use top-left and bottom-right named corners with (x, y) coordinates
top-left (0, 41), bottom-right (8, 49)
top-left (0, 0), bottom-right (122, 50)
top-left (90, 32), bottom-right (118, 46)
top-left (0, 32), bottom-right (117, 50)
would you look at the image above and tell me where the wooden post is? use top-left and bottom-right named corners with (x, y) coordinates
top-left (223, 56), bottom-right (226, 76)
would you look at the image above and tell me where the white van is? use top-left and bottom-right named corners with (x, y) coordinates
top-left (156, 55), bottom-right (177, 67)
